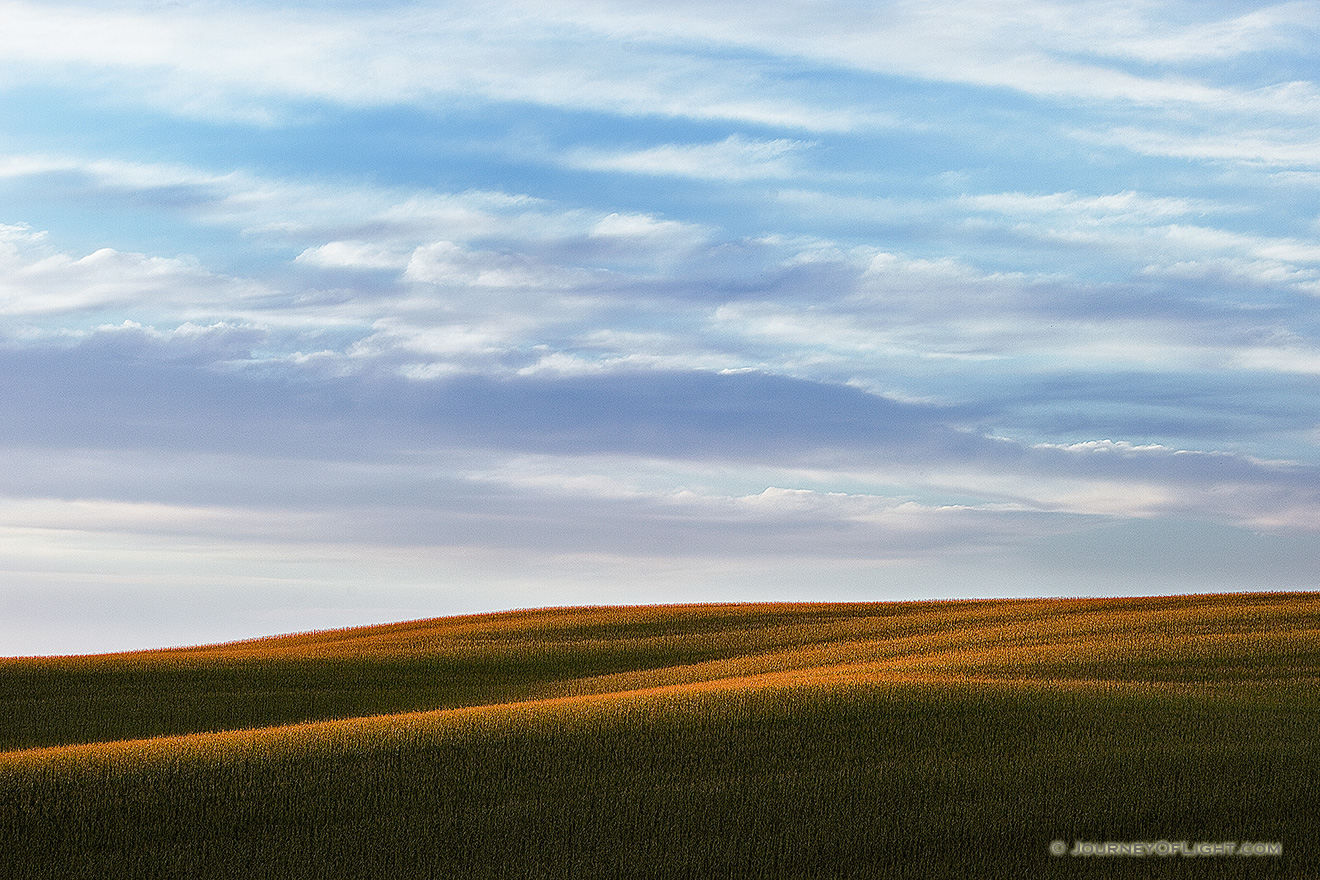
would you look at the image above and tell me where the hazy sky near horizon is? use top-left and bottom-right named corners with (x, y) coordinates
top-left (4, 0), bottom-right (1320, 654)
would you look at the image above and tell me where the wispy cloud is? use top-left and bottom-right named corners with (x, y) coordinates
top-left (566, 135), bottom-right (813, 181)
top-left (4, 0), bottom-right (1312, 137)
top-left (0, 0), bottom-right (881, 130)
top-left (1091, 123), bottom-right (1320, 169)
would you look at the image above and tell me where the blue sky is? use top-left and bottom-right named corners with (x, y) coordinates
top-left (3, 0), bottom-right (1320, 654)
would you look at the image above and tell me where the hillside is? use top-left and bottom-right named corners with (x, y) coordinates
top-left (2, 593), bottom-right (1318, 878)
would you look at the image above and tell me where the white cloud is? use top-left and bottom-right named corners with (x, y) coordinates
top-left (0, 226), bottom-right (265, 316)
top-left (294, 240), bottom-right (410, 271)
top-left (509, 0), bottom-right (1316, 111)
top-left (0, 151), bottom-right (578, 249)
top-left (512, 347), bottom-right (746, 379)
top-left (1031, 439), bottom-right (1221, 457)
top-left (944, 189), bottom-right (1320, 291)
top-left (0, 154), bottom-right (723, 358)
top-left (1093, 124), bottom-right (1320, 169)
top-left (1058, 2), bottom-right (1319, 64)
top-left (1136, 226), bottom-right (1320, 290)
top-left (403, 240), bottom-right (600, 289)
top-left (567, 135), bottom-right (812, 181)
top-left (4, 0), bottom-right (1309, 140)
top-left (5, 156), bottom-right (1317, 396)
top-left (959, 190), bottom-right (1225, 224)
top-left (355, 321), bottom-right (525, 362)
top-left (1230, 345), bottom-right (1320, 375)
top-left (0, 0), bottom-right (876, 130)
top-left (588, 212), bottom-right (707, 244)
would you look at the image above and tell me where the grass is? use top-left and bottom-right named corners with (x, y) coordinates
top-left (1, 592), bottom-right (1318, 878)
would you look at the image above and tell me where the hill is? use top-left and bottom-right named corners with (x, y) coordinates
top-left (2, 593), bottom-right (1317, 878)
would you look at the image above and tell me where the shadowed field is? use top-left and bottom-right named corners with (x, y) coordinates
top-left (2, 593), bottom-right (1317, 878)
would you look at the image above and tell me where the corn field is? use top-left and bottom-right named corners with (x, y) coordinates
top-left (2, 593), bottom-right (1317, 878)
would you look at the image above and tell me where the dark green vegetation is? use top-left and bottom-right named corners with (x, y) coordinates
top-left (0, 640), bottom-right (727, 752)
top-left (2, 593), bottom-right (1318, 879)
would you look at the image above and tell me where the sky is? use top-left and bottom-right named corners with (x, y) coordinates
top-left (3, 0), bottom-right (1320, 655)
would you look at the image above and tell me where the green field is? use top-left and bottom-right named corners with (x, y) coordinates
top-left (2, 593), bottom-right (1317, 878)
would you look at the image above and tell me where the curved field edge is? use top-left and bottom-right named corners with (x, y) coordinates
top-left (0, 672), bottom-right (1244, 771)
top-left (3, 592), bottom-right (1320, 753)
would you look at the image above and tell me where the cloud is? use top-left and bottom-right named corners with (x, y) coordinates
top-left (942, 190), bottom-right (1320, 293)
top-left (586, 212), bottom-right (711, 250)
top-left (294, 240), bottom-right (410, 271)
top-left (511, 0), bottom-right (1318, 111)
top-left (0, 0), bottom-right (879, 130)
top-left (5, 152), bottom-right (1319, 431)
top-left (1230, 344), bottom-right (1320, 375)
top-left (1090, 123), bottom-right (1320, 169)
top-left (566, 135), bottom-right (813, 181)
top-left (3, 0), bottom-right (1312, 148)
top-left (0, 223), bottom-right (267, 317)
top-left (402, 240), bottom-right (598, 289)
top-left (1058, 2), bottom-right (1320, 64)
top-left (5, 329), bottom-right (1320, 535)
top-left (958, 190), bottom-right (1227, 224)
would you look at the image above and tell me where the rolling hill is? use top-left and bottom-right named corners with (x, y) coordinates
top-left (2, 593), bottom-right (1317, 878)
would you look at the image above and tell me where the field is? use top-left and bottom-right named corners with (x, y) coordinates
top-left (2, 592), bottom-right (1318, 878)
